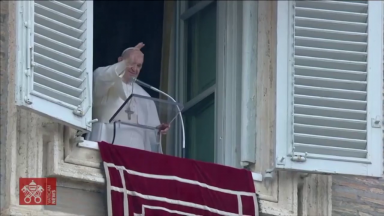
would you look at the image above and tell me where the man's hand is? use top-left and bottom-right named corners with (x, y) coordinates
top-left (134, 42), bottom-right (145, 50)
top-left (157, 123), bottom-right (170, 135)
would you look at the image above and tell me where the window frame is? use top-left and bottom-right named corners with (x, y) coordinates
top-left (171, 0), bottom-right (243, 167)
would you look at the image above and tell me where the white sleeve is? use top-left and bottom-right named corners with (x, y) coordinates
top-left (93, 61), bottom-right (127, 98)
top-left (145, 99), bottom-right (162, 153)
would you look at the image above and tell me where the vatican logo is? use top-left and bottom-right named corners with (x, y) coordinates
top-left (21, 180), bottom-right (44, 204)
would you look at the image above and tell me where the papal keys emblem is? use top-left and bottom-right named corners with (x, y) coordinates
top-left (21, 180), bottom-right (44, 204)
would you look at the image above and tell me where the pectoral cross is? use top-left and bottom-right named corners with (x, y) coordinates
top-left (125, 107), bottom-right (134, 120)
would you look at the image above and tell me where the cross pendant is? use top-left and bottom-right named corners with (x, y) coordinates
top-left (125, 107), bottom-right (134, 120)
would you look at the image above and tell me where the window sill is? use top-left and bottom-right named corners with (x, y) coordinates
top-left (78, 140), bottom-right (100, 150)
top-left (77, 140), bottom-right (263, 182)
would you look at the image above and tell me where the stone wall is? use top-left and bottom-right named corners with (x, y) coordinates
top-left (1, 0), bottom-right (10, 210)
top-left (332, 175), bottom-right (384, 216)
top-left (332, 147), bottom-right (384, 215)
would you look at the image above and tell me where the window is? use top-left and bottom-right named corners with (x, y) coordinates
top-left (16, 0), bottom-right (166, 132)
top-left (171, 1), bottom-right (244, 166)
top-left (181, 1), bottom-right (217, 163)
top-left (276, 1), bottom-right (383, 177)
top-left (16, 0), bottom-right (244, 167)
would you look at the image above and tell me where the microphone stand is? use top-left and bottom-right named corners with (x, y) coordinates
top-left (132, 78), bottom-right (186, 158)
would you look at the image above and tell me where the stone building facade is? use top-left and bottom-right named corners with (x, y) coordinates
top-left (0, 1), bottom-right (382, 216)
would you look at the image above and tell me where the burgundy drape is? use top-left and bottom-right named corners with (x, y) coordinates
top-left (99, 141), bottom-right (259, 216)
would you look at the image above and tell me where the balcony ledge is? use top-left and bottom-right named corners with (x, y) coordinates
top-left (78, 140), bottom-right (263, 182)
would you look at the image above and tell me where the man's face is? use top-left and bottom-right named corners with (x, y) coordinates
top-left (119, 50), bottom-right (144, 79)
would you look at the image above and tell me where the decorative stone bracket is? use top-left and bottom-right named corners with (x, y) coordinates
top-left (45, 124), bottom-right (104, 185)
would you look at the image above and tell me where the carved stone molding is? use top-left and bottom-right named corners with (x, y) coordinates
top-left (63, 126), bottom-right (102, 169)
top-left (45, 123), bottom-right (104, 185)
top-left (1, 205), bottom-right (80, 216)
top-left (299, 174), bottom-right (332, 216)
top-left (257, 172), bottom-right (299, 216)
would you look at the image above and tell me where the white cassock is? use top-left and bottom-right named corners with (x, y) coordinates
top-left (88, 60), bottom-right (162, 153)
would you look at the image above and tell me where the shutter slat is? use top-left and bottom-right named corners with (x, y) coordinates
top-left (35, 33), bottom-right (83, 58)
top-left (296, 7), bottom-right (367, 23)
top-left (35, 14), bottom-right (84, 38)
top-left (294, 124), bottom-right (366, 140)
top-left (34, 73), bottom-right (84, 98)
top-left (294, 134), bottom-right (366, 150)
top-left (295, 17), bottom-right (367, 33)
top-left (59, 0), bottom-right (85, 10)
top-left (295, 56), bottom-right (366, 71)
top-left (296, 1), bottom-right (368, 13)
top-left (295, 85), bottom-right (366, 101)
top-left (295, 46), bottom-right (367, 62)
top-left (36, 0), bottom-right (85, 19)
top-left (295, 36), bottom-right (367, 52)
top-left (35, 24), bottom-right (83, 48)
top-left (35, 3), bottom-right (84, 29)
top-left (34, 43), bottom-right (84, 68)
top-left (294, 95), bottom-right (367, 110)
top-left (295, 105), bottom-right (366, 120)
top-left (34, 53), bottom-right (82, 78)
top-left (294, 114), bottom-right (367, 130)
top-left (296, 27), bottom-right (367, 42)
top-left (292, 1), bottom-right (370, 159)
top-left (33, 83), bottom-right (83, 107)
top-left (294, 75), bottom-right (367, 91)
top-left (295, 66), bottom-right (367, 81)
top-left (294, 143), bottom-right (367, 158)
top-left (34, 64), bottom-right (84, 88)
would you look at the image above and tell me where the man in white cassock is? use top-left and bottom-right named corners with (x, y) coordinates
top-left (89, 43), bottom-right (168, 153)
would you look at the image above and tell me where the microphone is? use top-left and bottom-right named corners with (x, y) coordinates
top-left (132, 77), bottom-right (186, 158)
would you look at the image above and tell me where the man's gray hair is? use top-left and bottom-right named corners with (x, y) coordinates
top-left (121, 47), bottom-right (137, 57)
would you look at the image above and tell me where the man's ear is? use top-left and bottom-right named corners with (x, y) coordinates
top-left (118, 56), bottom-right (123, 62)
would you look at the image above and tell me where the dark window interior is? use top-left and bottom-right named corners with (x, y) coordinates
top-left (81, 1), bottom-right (164, 137)
top-left (93, 1), bottom-right (164, 98)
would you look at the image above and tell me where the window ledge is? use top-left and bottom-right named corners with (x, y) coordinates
top-left (77, 140), bottom-right (264, 182)
top-left (78, 140), bottom-right (99, 150)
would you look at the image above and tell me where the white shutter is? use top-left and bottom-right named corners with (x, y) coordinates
top-left (276, 1), bottom-right (383, 177)
top-left (16, 0), bottom-right (93, 131)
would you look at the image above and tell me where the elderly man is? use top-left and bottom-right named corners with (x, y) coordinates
top-left (89, 42), bottom-right (167, 153)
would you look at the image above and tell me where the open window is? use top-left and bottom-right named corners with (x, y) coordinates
top-left (275, 0), bottom-right (383, 177)
top-left (15, 0), bottom-right (247, 170)
top-left (16, 0), bottom-right (166, 131)
top-left (170, 0), bottom-right (246, 167)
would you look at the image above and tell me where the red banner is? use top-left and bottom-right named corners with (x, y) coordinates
top-left (98, 141), bottom-right (259, 216)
